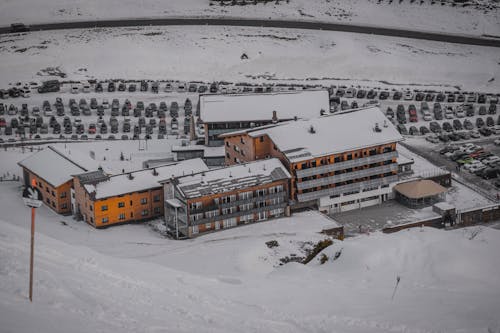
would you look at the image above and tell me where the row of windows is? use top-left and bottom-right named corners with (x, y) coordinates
top-left (100, 195), bottom-right (161, 211)
top-left (188, 186), bottom-right (284, 211)
top-left (297, 161), bottom-right (395, 183)
top-left (100, 207), bottom-right (161, 223)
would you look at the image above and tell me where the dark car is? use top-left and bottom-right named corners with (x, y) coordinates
top-left (479, 106), bottom-right (487, 115)
top-left (476, 118), bottom-right (485, 128)
top-left (420, 126), bottom-right (430, 135)
top-left (465, 104), bottom-right (475, 117)
top-left (10, 23), bottom-right (30, 33)
top-left (429, 121), bottom-right (441, 133)
top-left (392, 91), bottom-right (401, 100)
top-left (457, 94), bottom-right (465, 103)
top-left (489, 103), bottom-right (497, 115)
top-left (453, 119), bottom-right (463, 130)
top-left (479, 127), bottom-right (492, 136)
top-left (366, 90), bottom-right (377, 99)
top-left (442, 122), bottom-right (453, 133)
top-left (425, 93), bottom-right (435, 102)
top-left (356, 90), bottom-right (366, 99)
top-left (438, 133), bottom-right (450, 142)
top-left (415, 92), bottom-right (425, 101)
top-left (436, 93), bottom-right (445, 102)
top-left (140, 81), bottom-right (148, 92)
top-left (118, 83), bottom-right (126, 91)
top-left (107, 82), bottom-right (116, 92)
top-left (128, 84), bottom-right (137, 92)
top-left (95, 83), bottom-right (103, 93)
top-left (397, 124), bottom-right (408, 135)
top-left (448, 132), bottom-right (460, 141)
top-left (409, 126), bottom-right (419, 135)
top-left (478, 94), bottom-right (486, 104)
top-left (379, 91), bottom-right (389, 100)
top-left (100, 124), bottom-right (108, 134)
top-left (487, 116), bottom-right (495, 127)
top-left (463, 119), bottom-right (474, 130)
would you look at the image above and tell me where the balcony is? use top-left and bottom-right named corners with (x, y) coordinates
top-left (296, 175), bottom-right (399, 203)
top-left (296, 151), bottom-right (398, 178)
top-left (297, 163), bottom-right (398, 190)
top-left (190, 202), bottom-right (288, 226)
top-left (189, 191), bottom-right (287, 213)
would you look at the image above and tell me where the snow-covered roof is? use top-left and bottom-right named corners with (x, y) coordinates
top-left (229, 107), bottom-right (403, 163)
top-left (84, 158), bottom-right (208, 200)
top-left (175, 158), bottom-right (291, 199)
top-left (397, 150), bottom-right (414, 166)
top-left (18, 146), bottom-right (93, 187)
top-left (199, 90), bottom-right (330, 123)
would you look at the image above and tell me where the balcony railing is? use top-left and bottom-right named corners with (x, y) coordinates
top-left (190, 202), bottom-right (287, 226)
top-left (189, 191), bottom-right (287, 213)
top-left (296, 175), bottom-right (399, 202)
top-left (295, 151), bottom-right (398, 178)
top-left (297, 164), bottom-right (398, 190)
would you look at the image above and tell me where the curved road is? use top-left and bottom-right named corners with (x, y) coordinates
top-left (1, 17), bottom-right (499, 47)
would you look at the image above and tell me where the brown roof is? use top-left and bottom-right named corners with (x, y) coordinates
top-left (394, 179), bottom-right (447, 199)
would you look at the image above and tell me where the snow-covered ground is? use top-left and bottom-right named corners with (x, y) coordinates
top-left (1, 25), bottom-right (498, 92)
top-left (0, 0), bottom-right (498, 37)
top-left (0, 179), bottom-right (499, 333)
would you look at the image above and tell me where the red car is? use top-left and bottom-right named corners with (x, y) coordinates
top-left (0, 117), bottom-right (6, 127)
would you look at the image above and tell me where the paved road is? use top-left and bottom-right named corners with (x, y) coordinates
top-left (1, 17), bottom-right (499, 47)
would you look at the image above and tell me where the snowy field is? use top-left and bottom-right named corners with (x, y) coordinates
top-left (0, 180), bottom-right (500, 333)
top-left (0, 26), bottom-right (498, 92)
top-left (0, 0), bottom-right (498, 37)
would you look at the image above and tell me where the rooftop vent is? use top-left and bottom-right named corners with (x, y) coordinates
top-left (152, 168), bottom-right (158, 176)
top-left (272, 110), bottom-right (278, 123)
top-left (383, 120), bottom-right (388, 128)
top-left (128, 173), bottom-right (134, 180)
top-left (309, 125), bottom-right (316, 134)
top-left (229, 171), bottom-right (232, 178)
top-left (320, 109), bottom-right (326, 116)
top-left (374, 123), bottom-right (382, 133)
top-left (294, 116), bottom-right (298, 121)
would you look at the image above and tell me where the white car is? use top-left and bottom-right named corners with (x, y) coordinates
top-left (444, 109), bottom-right (454, 119)
top-left (102, 99), bottom-right (109, 109)
top-left (71, 84), bottom-right (79, 94)
top-left (403, 91), bottom-right (413, 100)
top-left (423, 112), bottom-right (432, 121)
top-left (164, 83), bottom-right (173, 92)
top-left (43, 109), bottom-right (53, 117)
top-left (426, 135), bottom-right (439, 143)
top-left (469, 130), bottom-right (480, 138)
top-left (469, 163), bottom-right (486, 173)
top-left (463, 160), bottom-right (482, 170)
top-left (494, 138), bottom-right (500, 146)
top-left (82, 83), bottom-right (90, 93)
top-left (455, 108), bottom-right (465, 118)
top-left (483, 156), bottom-right (500, 166)
top-left (176, 82), bottom-right (186, 92)
top-left (345, 88), bottom-right (356, 98)
top-left (363, 100), bottom-right (380, 108)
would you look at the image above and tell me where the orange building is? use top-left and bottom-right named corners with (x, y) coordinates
top-left (164, 158), bottom-right (291, 239)
top-left (220, 107), bottom-right (404, 213)
top-left (73, 159), bottom-right (208, 228)
top-left (18, 146), bottom-right (95, 215)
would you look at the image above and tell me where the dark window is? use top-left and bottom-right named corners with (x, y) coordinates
top-left (118, 213), bottom-right (125, 220)
top-left (102, 217), bottom-right (109, 223)
top-left (240, 138), bottom-right (244, 144)
top-left (118, 202), bottom-right (125, 208)
top-left (334, 156), bottom-right (342, 163)
top-left (346, 154), bottom-right (352, 160)
top-left (130, 200), bottom-right (133, 206)
top-left (154, 207), bottom-right (161, 214)
top-left (101, 205), bottom-right (108, 211)
top-left (153, 195), bottom-right (160, 202)
top-left (226, 141), bottom-right (229, 147)
top-left (259, 136), bottom-right (264, 143)
top-left (141, 198), bottom-right (147, 205)
top-left (60, 192), bottom-right (67, 198)
top-left (369, 149), bottom-right (377, 156)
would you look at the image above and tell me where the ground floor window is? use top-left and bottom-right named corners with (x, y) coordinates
top-left (102, 217), bottom-right (109, 223)
top-left (192, 225), bottom-right (199, 234)
top-left (269, 208), bottom-right (284, 217)
top-left (223, 218), bottom-right (237, 228)
top-left (258, 211), bottom-right (267, 221)
top-left (239, 214), bottom-right (254, 223)
top-left (119, 213), bottom-right (126, 220)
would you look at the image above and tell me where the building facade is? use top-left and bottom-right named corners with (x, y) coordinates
top-left (164, 159), bottom-right (291, 238)
top-left (73, 159), bottom-right (208, 228)
top-left (221, 108), bottom-right (404, 213)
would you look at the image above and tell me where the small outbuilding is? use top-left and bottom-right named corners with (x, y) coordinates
top-left (394, 179), bottom-right (447, 208)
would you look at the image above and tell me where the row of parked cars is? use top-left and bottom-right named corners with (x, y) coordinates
top-left (440, 142), bottom-right (500, 184)
top-left (334, 87), bottom-right (498, 104)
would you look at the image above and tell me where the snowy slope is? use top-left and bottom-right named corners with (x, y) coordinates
top-left (0, 0), bottom-right (498, 37)
top-left (0, 26), bottom-right (498, 92)
top-left (0, 180), bottom-right (500, 333)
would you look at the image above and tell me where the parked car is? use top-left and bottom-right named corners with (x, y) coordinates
top-left (453, 119), bottom-right (463, 131)
top-left (429, 121), bottom-right (442, 133)
top-left (419, 126), bottom-right (430, 135)
top-left (397, 124), bottom-right (408, 135)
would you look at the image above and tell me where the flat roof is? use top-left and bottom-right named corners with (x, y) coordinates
top-left (226, 107), bottom-right (403, 163)
top-left (199, 90), bottom-right (330, 123)
top-left (394, 179), bottom-right (447, 199)
top-left (175, 158), bottom-right (291, 199)
top-left (171, 145), bottom-right (225, 158)
top-left (84, 158), bottom-right (208, 200)
top-left (18, 146), bottom-right (93, 187)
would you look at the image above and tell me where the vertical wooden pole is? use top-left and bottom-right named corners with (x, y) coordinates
top-left (29, 206), bottom-right (35, 302)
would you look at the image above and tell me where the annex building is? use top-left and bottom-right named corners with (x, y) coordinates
top-left (221, 107), bottom-right (404, 213)
top-left (73, 159), bottom-right (208, 228)
top-left (164, 158), bottom-right (291, 238)
top-left (197, 90), bottom-right (330, 146)
top-left (18, 146), bottom-right (98, 215)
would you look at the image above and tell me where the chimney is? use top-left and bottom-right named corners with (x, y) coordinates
top-left (309, 125), bottom-right (316, 134)
top-left (122, 169), bottom-right (125, 174)
top-left (272, 110), bottom-right (278, 123)
top-left (383, 120), bottom-right (388, 128)
top-left (229, 171), bottom-right (232, 178)
top-left (294, 116), bottom-right (298, 121)
top-left (320, 109), bottom-right (326, 116)
top-left (128, 173), bottom-right (134, 180)
top-left (374, 123), bottom-right (382, 132)
top-left (152, 168), bottom-right (158, 176)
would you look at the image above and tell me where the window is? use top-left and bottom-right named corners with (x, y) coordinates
top-left (226, 141), bottom-right (229, 147)
top-left (141, 197), bottom-right (147, 205)
top-left (153, 195), bottom-right (160, 202)
top-left (239, 203), bottom-right (252, 211)
top-left (51, 201), bottom-right (55, 207)
top-left (60, 192), bottom-right (67, 198)
top-left (118, 213), bottom-right (126, 220)
top-left (256, 189), bottom-right (266, 197)
top-left (269, 185), bottom-right (283, 194)
top-left (259, 136), bottom-right (264, 143)
top-left (51, 190), bottom-right (55, 196)
top-left (270, 208), bottom-right (284, 217)
top-left (153, 207), bottom-right (161, 214)
top-left (239, 191), bottom-right (252, 200)
top-left (192, 225), bottom-right (199, 234)
top-left (38, 182), bottom-right (42, 187)
top-left (189, 201), bottom-right (202, 210)
top-left (346, 154), bottom-right (352, 160)
top-left (226, 153), bottom-right (230, 158)
top-left (191, 213), bottom-right (203, 222)
top-left (223, 218), bottom-right (237, 228)
top-left (240, 214), bottom-right (254, 223)
top-left (222, 207), bottom-right (236, 215)
top-left (369, 148), bottom-right (377, 156)
top-left (233, 145), bottom-right (239, 152)
top-left (61, 203), bottom-right (68, 209)
top-left (118, 202), bottom-right (125, 208)
top-left (241, 150), bottom-right (245, 156)
top-left (90, 205), bottom-right (93, 211)
top-left (205, 210), bottom-right (219, 218)
top-left (205, 223), bottom-right (212, 229)
top-left (141, 209), bottom-right (149, 216)
top-left (240, 137), bottom-right (245, 144)
top-left (102, 217), bottom-right (109, 223)
top-left (130, 200), bottom-right (133, 206)
top-left (46, 198), bottom-right (50, 204)
top-left (101, 205), bottom-right (108, 211)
